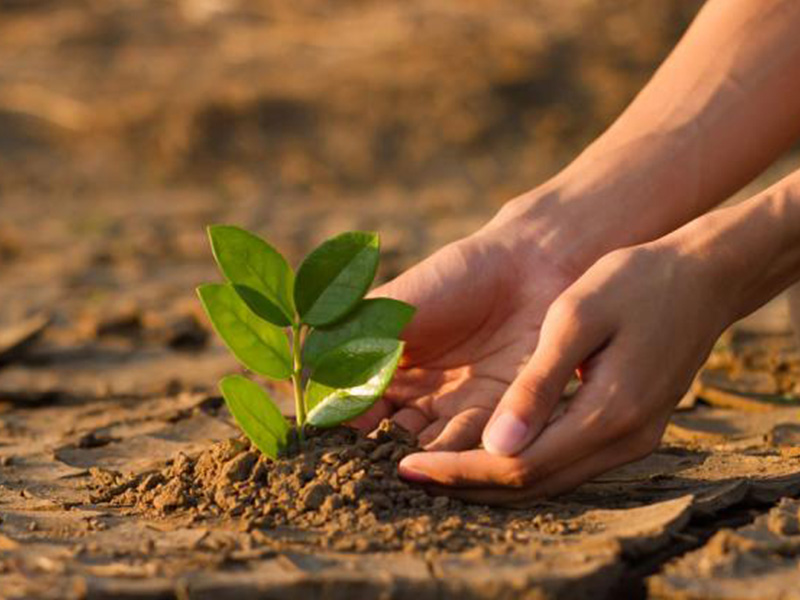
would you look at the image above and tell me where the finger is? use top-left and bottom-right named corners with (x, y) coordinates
top-left (390, 406), bottom-right (431, 435)
top-left (417, 419), bottom-right (448, 447)
top-left (382, 367), bottom-right (451, 402)
top-left (424, 406), bottom-right (492, 451)
top-left (429, 426), bottom-right (662, 506)
top-left (482, 295), bottom-right (613, 457)
top-left (400, 343), bottom-right (632, 487)
top-left (398, 449), bottom-right (491, 485)
top-left (349, 399), bottom-right (392, 432)
top-left (414, 376), bottom-right (503, 449)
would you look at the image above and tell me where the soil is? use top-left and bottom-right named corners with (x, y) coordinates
top-left (650, 497), bottom-right (800, 599)
top-left (3, 2), bottom-right (800, 598)
top-left (2, 330), bottom-right (800, 599)
top-left (90, 420), bottom-right (584, 555)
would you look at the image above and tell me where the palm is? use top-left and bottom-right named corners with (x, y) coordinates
top-left (356, 231), bottom-right (576, 450)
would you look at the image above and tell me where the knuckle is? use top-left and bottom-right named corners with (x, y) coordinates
top-left (514, 371), bottom-right (561, 410)
top-left (594, 250), bottom-right (624, 273)
top-left (570, 299), bottom-right (592, 324)
top-left (588, 376), bottom-right (648, 436)
top-left (610, 246), bottom-right (648, 268)
top-left (530, 481), bottom-right (559, 500)
top-left (584, 398), bottom-right (644, 440)
top-left (631, 426), bottom-right (662, 457)
top-left (536, 480), bottom-right (577, 499)
top-left (596, 247), bottom-right (655, 281)
top-left (548, 295), bottom-right (586, 326)
top-left (583, 403), bottom-right (617, 434)
top-left (617, 402), bottom-right (648, 434)
top-left (501, 460), bottom-right (539, 489)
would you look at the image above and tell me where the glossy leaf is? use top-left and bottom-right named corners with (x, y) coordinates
top-left (305, 338), bottom-right (404, 428)
top-left (219, 375), bottom-right (289, 459)
top-left (303, 298), bottom-right (415, 369)
top-left (208, 225), bottom-right (295, 326)
top-left (294, 231), bottom-right (379, 327)
top-left (197, 283), bottom-right (292, 380)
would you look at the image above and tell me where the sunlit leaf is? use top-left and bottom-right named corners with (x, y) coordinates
top-left (198, 283), bottom-right (292, 380)
top-left (303, 298), bottom-right (415, 368)
top-left (305, 338), bottom-right (403, 428)
top-left (294, 231), bottom-right (379, 327)
top-left (219, 375), bottom-right (289, 459)
top-left (208, 225), bottom-right (295, 326)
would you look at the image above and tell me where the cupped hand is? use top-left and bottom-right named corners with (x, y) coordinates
top-left (351, 199), bottom-right (581, 453)
top-left (395, 239), bottom-right (731, 505)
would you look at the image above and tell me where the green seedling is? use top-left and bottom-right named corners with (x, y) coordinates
top-left (197, 226), bottom-right (415, 459)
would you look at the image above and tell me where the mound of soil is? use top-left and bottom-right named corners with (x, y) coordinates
top-left (89, 420), bottom-right (572, 555)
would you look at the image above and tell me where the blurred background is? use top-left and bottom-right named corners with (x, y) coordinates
top-left (0, 0), bottom-right (797, 397)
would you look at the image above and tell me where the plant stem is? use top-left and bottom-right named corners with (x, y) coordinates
top-left (291, 324), bottom-right (306, 444)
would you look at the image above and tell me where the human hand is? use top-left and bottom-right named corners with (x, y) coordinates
top-left (351, 186), bottom-right (586, 451)
top-left (395, 235), bottom-right (733, 505)
top-left (353, 154), bottom-right (716, 461)
top-left (353, 147), bottom-right (713, 452)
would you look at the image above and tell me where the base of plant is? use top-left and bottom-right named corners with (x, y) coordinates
top-left (90, 420), bottom-right (539, 554)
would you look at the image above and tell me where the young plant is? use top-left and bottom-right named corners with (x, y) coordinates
top-left (197, 226), bottom-right (415, 459)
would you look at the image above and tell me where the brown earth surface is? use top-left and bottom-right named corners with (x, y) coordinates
top-left (2, 307), bottom-right (800, 599)
top-left (3, 1), bottom-right (800, 599)
top-left (649, 497), bottom-right (800, 599)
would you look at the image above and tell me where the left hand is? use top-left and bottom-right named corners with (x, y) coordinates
top-left (397, 239), bottom-right (732, 505)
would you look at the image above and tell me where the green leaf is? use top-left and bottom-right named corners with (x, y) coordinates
top-left (208, 225), bottom-right (295, 327)
top-left (197, 283), bottom-right (292, 380)
top-left (305, 338), bottom-right (404, 428)
top-left (294, 231), bottom-right (380, 327)
top-left (303, 298), bottom-right (415, 369)
top-left (218, 375), bottom-right (289, 459)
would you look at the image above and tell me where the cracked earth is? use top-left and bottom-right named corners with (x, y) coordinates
top-left (2, 2), bottom-right (800, 598)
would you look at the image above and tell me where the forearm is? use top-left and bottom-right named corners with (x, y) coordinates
top-left (586, 0), bottom-right (800, 201)
top-left (494, 0), bottom-right (800, 273)
top-left (666, 168), bottom-right (800, 324)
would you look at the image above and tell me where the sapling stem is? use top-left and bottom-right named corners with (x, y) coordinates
top-left (291, 323), bottom-right (306, 443)
top-left (202, 227), bottom-right (412, 459)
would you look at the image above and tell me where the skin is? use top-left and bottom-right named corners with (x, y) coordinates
top-left (353, 0), bottom-right (800, 504)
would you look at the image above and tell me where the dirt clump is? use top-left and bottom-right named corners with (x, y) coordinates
top-left (90, 420), bottom-right (565, 554)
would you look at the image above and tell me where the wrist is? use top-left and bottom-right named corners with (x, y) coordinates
top-left (659, 171), bottom-right (800, 326)
top-left (482, 127), bottom-right (701, 275)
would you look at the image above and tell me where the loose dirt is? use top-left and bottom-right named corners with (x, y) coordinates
top-left (2, 324), bottom-right (800, 599)
top-left (90, 420), bottom-right (582, 555)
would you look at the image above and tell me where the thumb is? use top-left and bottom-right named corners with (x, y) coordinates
top-left (482, 297), bottom-right (612, 457)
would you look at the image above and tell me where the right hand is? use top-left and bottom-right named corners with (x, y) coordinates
top-left (351, 186), bottom-right (584, 452)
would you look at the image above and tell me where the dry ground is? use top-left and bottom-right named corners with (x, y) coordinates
top-left (2, 2), bottom-right (800, 598)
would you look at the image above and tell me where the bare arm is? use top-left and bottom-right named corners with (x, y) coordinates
top-left (399, 166), bottom-right (800, 501)
top-left (378, 0), bottom-right (800, 497)
top-left (493, 0), bottom-right (800, 273)
top-left (363, 0), bottom-right (800, 497)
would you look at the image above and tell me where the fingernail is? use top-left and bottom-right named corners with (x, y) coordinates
top-left (398, 459), bottom-right (435, 484)
top-left (483, 412), bottom-right (529, 456)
